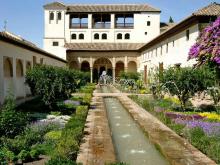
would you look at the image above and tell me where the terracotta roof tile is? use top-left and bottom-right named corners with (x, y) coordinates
top-left (44, 2), bottom-right (160, 12)
top-left (65, 43), bottom-right (145, 51)
top-left (193, 2), bottom-right (220, 16)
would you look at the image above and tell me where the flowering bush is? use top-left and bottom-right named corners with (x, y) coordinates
top-left (188, 16), bottom-right (220, 66)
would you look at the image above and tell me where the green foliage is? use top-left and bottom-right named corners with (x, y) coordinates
top-left (17, 150), bottom-right (31, 162)
top-left (53, 103), bottom-right (89, 160)
top-left (119, 72), bottom-right (140, 81)
top-left (79, 83), bottom-right (96, 93)
top-left (44, 130), bottom-right (62, 141)
top-left (161, 66), bottom-right (216, 110)
top-left (30, 149), bottom-right (40, 159)
top-left (0, 96), bottom-right (29, 138)
top-left (50, 111), bottom-right (61, 116)
top-left (184, 127), bottom-right (220, 163)
top-left (207, 86), bottom-right (220, 105)
top-left (46, 157), bottom-right (79, 165)
top-left (25, 65), bottom-right (89, 108)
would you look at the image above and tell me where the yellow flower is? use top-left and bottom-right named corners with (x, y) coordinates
top-left (199, 112), bottom-right (220, 121)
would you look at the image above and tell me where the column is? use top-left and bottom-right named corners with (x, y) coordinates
top-left (125, 56), bottom-right (128, 72)
top-left (88, 14), bottom-right (92, 29)
top-left (113, 67), bottom-right (115, 84)
top-left (90, 67), bottom-right (93, 83)
top-left (111, 14), bottom-right (115, 29)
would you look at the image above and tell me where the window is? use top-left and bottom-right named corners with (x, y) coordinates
top-left (93, 14), bottom-right (111, 29)
top-left (166, 43), bottom-right (168, 53)
top-left (173, 40), bottom-right (175, 47)
top-left (71, 33), bottom-right (77, 40)
top-left (57, 12), bottom-right (62, 20)
top-left (79, 33), bottom-right (84, 40)
top-left (186, 29), bottom-right (190, 41)
top-left (49, 12), bottom-right (54, 21)
top-left (52, 41), bottom-right (59, 46)
top-left (117, 33), bottom-right (122, 40)
top-left (4, 57), bottom-right (13, 77)
top-left (94, 33), bottom-right (99, 40)
top-left (40, 58), bottom-right (44, 65)
top-left (115, 14), bottom-right (134, 28)
top-left (145, 32), bottom-right (148, 35)
top-left (70, 14), bottom-right (88, 29)
top-left (16, 59), bottom-right (23, 77)
top-left (160, 46), bottom-right (163, 55)
top-left (147, 21), bottom-right (151, 26)
top-left (125, 33), bottom-right (130, 40)
top-left (33, 56), bottom-right (36, 66)
top-left (102, 33), bottom-right (107, 40)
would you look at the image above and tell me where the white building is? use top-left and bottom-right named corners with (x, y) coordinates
top-left (43, 2), bottom-right (220, 84)
top-left (43, 2), bottom-right (161, 60)
top-left (139, 2), bottom-right (220, 83)
top-left (0, 31), bottom-right (66, 104)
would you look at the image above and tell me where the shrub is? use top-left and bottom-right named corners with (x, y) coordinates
top-left (17, 150), bottom-right (31, 162)
top-left (30, 149), bottom-right (40, 159)
top-left (26, 65), bottom-right (89, 108)
top-left (119, 72), bottom-right (140, 81)
top-left (76, 106), bottom-right (88, 117)
top-left (188, 16), bottom-right (220, 67)
top-left (161, 66), bottom-right (215, 111)
top-left (44, 130), bottom-right (62, 141)
top-left (0, 96), bottom-right (29, 138)
top-left (55, 135), bottom-right (79, 160)
top-left (46, 157), bottom-right (79, 165)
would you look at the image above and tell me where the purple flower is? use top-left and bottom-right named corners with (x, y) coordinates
top-left (64, 100), bottom-right (80, 106)
top-left (165, 112), bottom-right (204, 120)
top-left (188, 16), bottom-right (220, 66)
top-left (174, 119), bottom-right (220, 137)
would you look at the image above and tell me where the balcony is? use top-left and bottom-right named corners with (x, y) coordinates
top-left (116, 23), bottom-right (134, 29)
top-left (93, 22), bottom-right (111, 29)
top-left (70, 23), bottom-right (88, 29)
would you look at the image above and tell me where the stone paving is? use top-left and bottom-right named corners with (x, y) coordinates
top-left (76, 89), bottom-right (116, 165)
top-left (77, 86), bottom-right (217, 165)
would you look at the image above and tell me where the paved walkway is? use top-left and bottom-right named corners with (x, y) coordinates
top-left (76, 89), bottom-right (116, 165)
top-left (77, 86), bottom-right (217, 165)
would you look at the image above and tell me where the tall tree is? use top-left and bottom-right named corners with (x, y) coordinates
top-left (169, 16), bottom-right (174, 23)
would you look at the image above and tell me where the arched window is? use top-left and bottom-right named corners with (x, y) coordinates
top-left (71, 33), bottom-right (77, 40)
top-left (26, 61), bottom-right (31, 71)
top-left (16, 59), bottom-right (23, 77)
top-left (57, 12), bottom-right (62, 20)
top-left (4, 57), bottom-right (13, 78)
top-left (79, 33), bottom-right (84, 40)
top-left (117, 33), bottom-right (122, 40)
top-left (102, 33), bottom-right (107, 40)
top-left (49, 12), bottom-right (54, 21)
top-left (94, 33), bottom-right (99, 40)
top-left (125, 33), bottom-right (130, 40)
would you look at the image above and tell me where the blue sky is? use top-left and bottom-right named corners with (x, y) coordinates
top-left (0, 0), bottom-right (216, 48)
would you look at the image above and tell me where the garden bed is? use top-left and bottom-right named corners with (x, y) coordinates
top-left (129, 95), bottom-right (220, 164)
top-left (0, 83), bottom-right (95, 165)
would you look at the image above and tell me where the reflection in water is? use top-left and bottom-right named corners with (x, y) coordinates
top-left (104, 96), bottom-right (169, 165)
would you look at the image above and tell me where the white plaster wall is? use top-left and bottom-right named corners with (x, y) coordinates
top-left (0, 40), bottom-right (66, 104)
top-left (44, 9), bottom-right (160, 59)
top-left (139, 24), bottom-right (199, 72)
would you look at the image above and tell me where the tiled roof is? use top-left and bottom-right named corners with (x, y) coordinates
top-left (65, 43), bottom-right (146, 51)
top-left (0, 31), bottom-right (66, 63)
top-left (44, 2), bottom-right (160, 12)
top-left (193, 2), bottom-right (220, 16)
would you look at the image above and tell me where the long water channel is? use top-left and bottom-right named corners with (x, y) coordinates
top-left (101, 86), bottom-right (169, 165)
